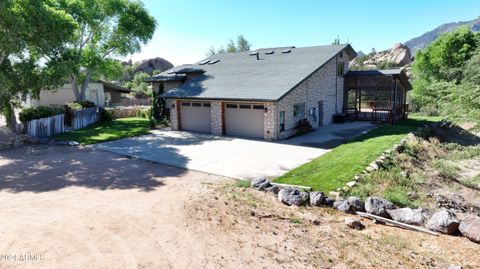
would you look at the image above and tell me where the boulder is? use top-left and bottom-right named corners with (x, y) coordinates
top-left (459, 215), bottom-right (480, 243)
top-left (323, 197), bottom-right (335, 207)
top-left (365, 196), bottom-right (396, 218)
top-left (264, 185), bottom-right (280, 195)
top-left (345, 217), bottom-right (365, 230)
top-left (309, 191), bottom-right (325, 206)
top-left (250, 177), bottom-right (270, 191)
top-left (387, 208), bottom-right (428, 226)
top-left (278, 188), bottom-right (309, 206)
top-left (426, 210), bottom-right (460, 234)
top-left (135, 57), bottom-right (174, 75)
top-left (334, 197), bottom-right (365, 213)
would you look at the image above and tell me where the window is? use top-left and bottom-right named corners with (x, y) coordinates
top-left (337, 62), bottom-right (345, 76)
top-left (253, 105), bottom-right (264, 110)
top-left (279, 111), bottom-right (285, 132)
top-left (182, 102), bottom-right (191, 106)
top-left (202, 103), bottom-right (211, 107)
top-left (293, 103), bottom-right (305, 117)
top-left (239, 104), bottom-right (251, 109)
top-left (192, 102), bottom-right (202, 107)
top-left (226, 104), bottom-right (237, 108)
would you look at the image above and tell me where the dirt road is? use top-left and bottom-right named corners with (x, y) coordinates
top-left (0, 146), bottom-right (478, 269)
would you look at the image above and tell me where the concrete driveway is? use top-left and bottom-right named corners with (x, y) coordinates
top-left (92, 122), bottom-right (375, 179)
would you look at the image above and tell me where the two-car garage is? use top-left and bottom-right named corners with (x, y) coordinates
top-left (178, 101), bottom-right (265, 139)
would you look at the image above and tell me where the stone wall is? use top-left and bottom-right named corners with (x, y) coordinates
top-left (106, 106), bottom-right (150, 119)
top-left (168, 100), bottom-right (179, 131)
top-left (210, 101), bottom-right (223, 135)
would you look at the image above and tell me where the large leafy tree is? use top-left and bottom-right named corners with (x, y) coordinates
top-left (411, 27), bottom-right (480, 110)
top-left (0, 0), bottom-right (76, 128)
top-left (57, 0), bottom-right (156, 101)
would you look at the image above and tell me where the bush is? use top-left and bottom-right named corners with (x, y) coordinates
top-left (136, 108), bottom-right (151, 119)
top-left (19, 106), bottom-right (65, 122)
top-left (293, 118), bottom-right (313, 137)
top-left (65, 100), bottom-right (95, 110)
top-left (99, 108), bottom-right (113, 122)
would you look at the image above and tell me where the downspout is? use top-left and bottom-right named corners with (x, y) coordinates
top-left (335, 55), bottom-right (338, 113)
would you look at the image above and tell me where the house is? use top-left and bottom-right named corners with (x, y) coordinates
top-left (146, 44), bottom-right (410, 140)
top-left (24, 80), bottom-right (130, 107)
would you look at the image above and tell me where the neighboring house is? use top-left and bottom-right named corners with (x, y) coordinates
top-left (24, 80), bottom-right (130, 107)
top-left (146, 44), bottom-right (410, 140)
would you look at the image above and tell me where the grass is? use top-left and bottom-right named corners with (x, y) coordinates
top-left (54, 117), bottom-right (150, 145)
top-left (274, 115), bottom-right (441, 192)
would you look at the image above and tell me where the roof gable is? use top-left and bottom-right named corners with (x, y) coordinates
top-left (157, 44), bottom-right (355, 101)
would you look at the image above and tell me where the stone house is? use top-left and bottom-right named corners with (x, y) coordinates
top-left (146, 44), bottom-right (357, 140)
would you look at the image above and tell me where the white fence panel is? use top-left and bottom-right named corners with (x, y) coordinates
top-left (71, 107), bottom-right (100, 130)
top-left (25, 114), bottom-right (65, 138)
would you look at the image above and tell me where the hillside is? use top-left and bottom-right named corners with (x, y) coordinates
top-left (405, 17), bottom-right (480, 55)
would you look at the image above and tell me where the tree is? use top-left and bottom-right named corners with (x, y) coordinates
top-left (332, 35), bottom-right (340, 45)
top-left (0, 0), bottom-right (76, 129)
top-left (411, 27), bottom-right (480, 111)
top-left (206, 35), bottom-right (252, 56)
top-left (124, 72), bottom-right (151, 97)
top-left (57, 0), bottom-right (156, 101)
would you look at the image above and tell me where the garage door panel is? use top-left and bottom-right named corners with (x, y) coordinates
top-left (181, 103), bottom-right (211, 133)
top-left (225, 105), bottom-right (264, 139)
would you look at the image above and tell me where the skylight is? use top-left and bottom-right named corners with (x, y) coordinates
top-left (281, 49), bottom-right (292, 54)
top-left (265, 51), bottom-right (275, 55)
top-left (199, 60), bottom-right (210, 65)
top-left (208, 59), bottom-right (220, 64)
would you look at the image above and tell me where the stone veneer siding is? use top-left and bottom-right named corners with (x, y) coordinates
top-left (277, 53), bottom-right (347, 139)
top-left (166, 50), bottom-right (348, 140)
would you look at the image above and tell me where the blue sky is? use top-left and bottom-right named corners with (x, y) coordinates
top-left (127, 0), bottom-right (480, 65)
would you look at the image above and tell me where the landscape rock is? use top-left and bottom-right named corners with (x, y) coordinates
top-left (278, 188), bottom-right (309, 206)
top-left (334, 197), bottom-right (365, 213)
top-left (426, 210), bottom-right (460, 234)
top-left (345, 217), bottom-right (365, 230)
top-left (309, 191), bottom-right (325, 206)
top-left (323, 197), bottom-right (335, 207)
top-left (328, 191), bottom-right (341, 200)
top-left (345, 181), bottom-right (356, 188)
top-left (264, 185), bottom-right (280, 195)
top-left (459, 215), bottom-right (480, 243)
top-left (365, 196), bottom-right (396, 218)
top-left (251, 177), bottom-right (271, 191)
top-left (387, 208), bottom-right (428, 226)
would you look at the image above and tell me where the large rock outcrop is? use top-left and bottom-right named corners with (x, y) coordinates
top-left (135, 57), bottom-right (174, 75)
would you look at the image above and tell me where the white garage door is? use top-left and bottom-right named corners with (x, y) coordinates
top-left (225, 103), bottom-right (264, 139)
top-left (180, 102), bottom-right (211, 133)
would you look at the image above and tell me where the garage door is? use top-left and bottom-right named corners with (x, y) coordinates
top-left (225, 103), bottom-right (264, 139)
top-left (180, 102), bottom-right (211, 133)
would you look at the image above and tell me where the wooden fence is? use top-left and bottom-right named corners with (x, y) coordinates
top-left (25, 114), bottom-right (65, 138)
top-left (71, 107), bottom-right (100, 130)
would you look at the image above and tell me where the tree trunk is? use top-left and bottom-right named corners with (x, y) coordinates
top-left (2, 99), bottom-right (17, 131)
top-left (79, 69), bottom-right (93, 101)
top-left (69, 75), bottom-right (82, 101)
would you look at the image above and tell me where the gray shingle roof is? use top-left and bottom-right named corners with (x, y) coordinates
top-left (157, 44), bottom-right (355, 101)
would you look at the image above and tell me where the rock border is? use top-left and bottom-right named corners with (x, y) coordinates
top-left (248, 176), bottom-right (479, 244)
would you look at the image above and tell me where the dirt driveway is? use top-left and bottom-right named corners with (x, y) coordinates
top-left (1, 146), bottom-right (479, 269)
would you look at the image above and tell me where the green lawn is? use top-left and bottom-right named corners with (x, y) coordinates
top-left (54, 117), bottom-right (150, 145)
top-left (274, 115), bottom-right (441, 192)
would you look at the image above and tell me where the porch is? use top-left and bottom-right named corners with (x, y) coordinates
top-left (343, 69), bottom-right (411, 124)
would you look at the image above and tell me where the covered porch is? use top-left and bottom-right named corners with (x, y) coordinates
top-left (343, 69), bottom-right (411, 124)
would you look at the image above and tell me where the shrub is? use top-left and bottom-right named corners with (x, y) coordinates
top-left (65, 100), bottom-right (95, 110)
top-left (99, 108), bottom-right (113, 122)
top-left (136, 108), bottom-right (151, 119)
top-left (292, 118), bottom-right (313, 137)
top-left (19, 106), bottom-right (65, 122)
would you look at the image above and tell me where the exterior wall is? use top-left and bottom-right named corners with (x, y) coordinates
top-left (277, 52), bottom-right (348, 139)
top-left (168, 99), bottom-right (179, 131)
top-left (210, 101), bottom-right (223, 135)
top-left (264, 102), bottom-right (278, 140)
top-left (104, 88), bottom-right (122, 105)
top-left (30, 83), bottom-right (106, 107)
